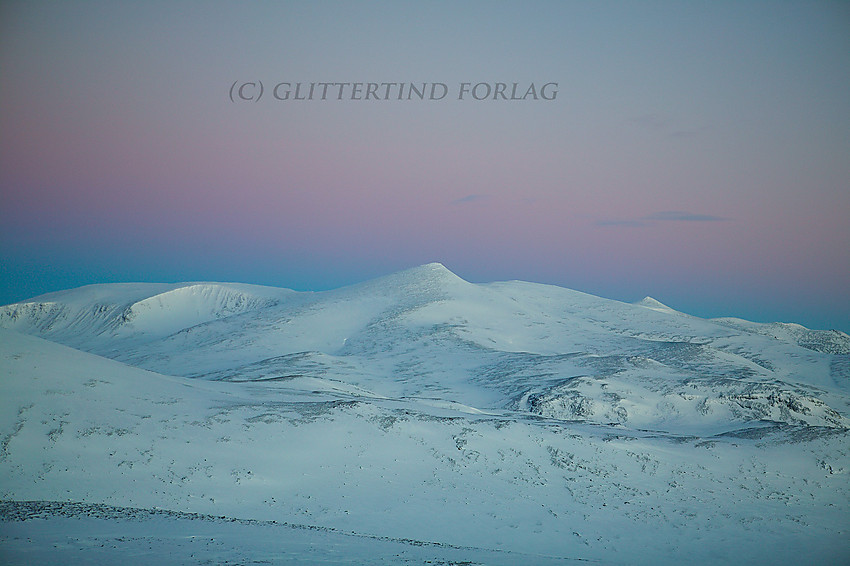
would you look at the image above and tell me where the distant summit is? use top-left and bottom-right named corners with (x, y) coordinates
top-left (337, 262), bottom-right (470, 301)
top-left (634, 296), bottom-right (678, 314)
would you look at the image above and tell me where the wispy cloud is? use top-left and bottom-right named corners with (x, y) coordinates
top-left (596, 211), bottom-right (729, 227)
top-left (645, 211), bottom-right (728, 222)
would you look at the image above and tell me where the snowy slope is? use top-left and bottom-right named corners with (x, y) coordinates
top-left (2, 264), bottom-right (849, 564)
top-left (0, 282), bottom-right (294, 355)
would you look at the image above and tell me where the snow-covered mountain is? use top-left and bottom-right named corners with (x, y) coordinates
top-left (1, 264), bottom-right (848, 564)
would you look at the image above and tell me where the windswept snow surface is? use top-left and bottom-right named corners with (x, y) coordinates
top-left (1, 264), bottom-right (848, 564)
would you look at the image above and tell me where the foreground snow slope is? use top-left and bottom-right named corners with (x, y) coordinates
top-left (1, 264), bottom-right (849, 564)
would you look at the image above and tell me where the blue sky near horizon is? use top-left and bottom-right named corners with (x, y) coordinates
top-left (1, 1), bottom-right (849, 331)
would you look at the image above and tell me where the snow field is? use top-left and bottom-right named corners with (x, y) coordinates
top-left (2, 264), bottom-right (848, 564)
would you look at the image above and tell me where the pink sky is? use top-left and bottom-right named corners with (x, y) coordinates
top-left (1, 1), bottom-right (848, 331)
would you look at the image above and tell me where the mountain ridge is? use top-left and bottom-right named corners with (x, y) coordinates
top-left (2, 264), bottom-right (848, 366)
top-left (2, 263), bottom-right (847, 423)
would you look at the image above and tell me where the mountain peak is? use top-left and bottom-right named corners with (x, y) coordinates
top-left (333, 263), bottom-right (469, 305)
top-left (635, 296), bottom-right (677, 314)
top-left (377, 262), bottom-right (466, 283)
top-left (410, 262), bottom-right (452, 273)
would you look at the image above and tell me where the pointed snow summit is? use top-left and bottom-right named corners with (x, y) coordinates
top-left (336, 262), bottom-right (471, 302)
top-left (361, 262), bottom-right (467, 289)
top-left (635, 296), bottom-right (679, 314)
